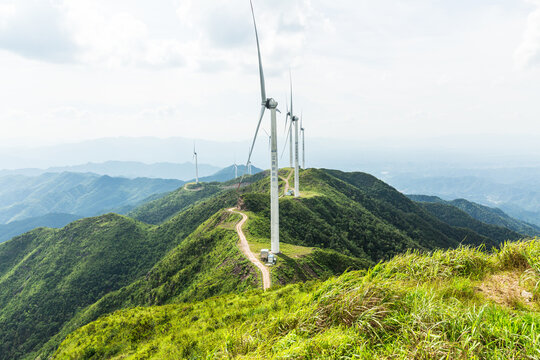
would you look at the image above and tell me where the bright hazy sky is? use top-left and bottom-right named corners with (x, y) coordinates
top-left (1, 0), bottom-right (540, 146)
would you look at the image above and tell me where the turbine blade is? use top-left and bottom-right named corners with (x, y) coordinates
top-left (237, 104), bottom-right (265, 190)
top-left (280, 121), bottom-right (293, 159)
top-left (289, 69), bottom-right (293, 117)
top-left (250, 0), bottom-right (266, 104)
top-left (246, 105), bottom-right (266, 167)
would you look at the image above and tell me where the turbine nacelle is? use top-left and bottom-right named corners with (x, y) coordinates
top-left (292, 115), bottom-right (299, 122)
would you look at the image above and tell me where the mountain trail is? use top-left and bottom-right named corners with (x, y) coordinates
top-left (279, 169), bottom-right (293, 197)
top-left (227, 208), bottom-right (271, 290)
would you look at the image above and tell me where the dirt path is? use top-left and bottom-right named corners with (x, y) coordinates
top-left (228, 208), bottom-right (271, 290)
top-left (279, 169), bottom-right (293, 197)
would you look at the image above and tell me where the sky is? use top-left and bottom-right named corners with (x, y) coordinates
top-left (1, 0), bottom-right (540, 151)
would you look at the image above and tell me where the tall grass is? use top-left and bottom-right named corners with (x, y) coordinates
top-left (54, 239), bottom-right (540, 359)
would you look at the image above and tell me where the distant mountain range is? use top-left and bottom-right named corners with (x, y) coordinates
top-left (0, 164), bottom-right (266, 244)
top-left (390, 175), bottom-right (540, 227)
top-left (0, 213), bottom-right (82, 244)
top-left (0, 161), bottom-right (220, 180)
top-left (408, 195), bottom-right (540, 237)
top-left (0, 172), bottom-right (183, 226)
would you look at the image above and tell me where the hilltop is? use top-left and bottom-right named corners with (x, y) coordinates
top-left (54, 239), bottom-right (540, 359)
top-left (0, 168), bottom-right (525, 359)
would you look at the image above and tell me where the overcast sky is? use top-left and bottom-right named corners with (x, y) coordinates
top-left (1, 0), bottom-right (540, 148)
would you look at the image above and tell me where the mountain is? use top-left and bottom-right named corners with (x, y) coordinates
top-left (0, 168), bottom-right (523, 359)
top-left (0, 172), bottom-right (183, 224)
top-left (54, 239), bottom-right (540, 359)
top-left (197, 164), bottom-right (264, 183)
top-left (0, 161), bottom-right (220, 180)
top-left (388, 175), bottom-right (540, 226)
top-left (408, 195), bottom-right (540, 237)
top-left (0, 213), bottom-right (81, 244)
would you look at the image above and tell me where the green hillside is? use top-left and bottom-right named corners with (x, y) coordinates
top-left (0, 191), bottom-right (238, 360)
top-left (54, 239), bottom-right (540, 359)
top-left (128, 183), bottom-right (225, 224)
top-left (0, 213), bottom-right (81, 244)
top-left (416, 202), bottom-right (522, 243)
top-left (0, 168), bottom-right (522, 359)
top-left (409, 194), bottom-right (540, 236)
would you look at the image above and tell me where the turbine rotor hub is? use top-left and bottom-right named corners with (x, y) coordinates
top-left (266, 98), bottom-right (278, 109)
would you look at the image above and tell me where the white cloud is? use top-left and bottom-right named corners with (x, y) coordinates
top-left (515, 1), bottom-right (540, 69)
top-left (61, 1), bottom-right (185, 68)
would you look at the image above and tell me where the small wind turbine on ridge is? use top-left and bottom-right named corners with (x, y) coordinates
top-left (193, 143), bottom-right (199, 184)
top-left (301, 113), bottom-right (305, 169)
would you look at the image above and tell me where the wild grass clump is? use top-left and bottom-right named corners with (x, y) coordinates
top-left (54, 239), bottom-right (540, 359)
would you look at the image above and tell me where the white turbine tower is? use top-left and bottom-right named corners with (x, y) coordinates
top-left (193, 144), bottom-right (199, 184)
top-left (288, 72), bottom-right (300, 197)
top-left (301, 114), bottom-right (305, 169)
top-left (247, 147), bottom-right (253, 175)
top-left (245, 0), bottom-right (280, 254)
top-left (234, 161), bottom-right (238, 179)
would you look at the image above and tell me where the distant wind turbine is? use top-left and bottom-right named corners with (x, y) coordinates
top-left (301, 113), bottom-right (305, 169)
top-left (193, 144), bottom-right (199, 184)
top-left (288, 71), bottom-right (300, 197)
top-left (245, 0), bottom-right (280, 254)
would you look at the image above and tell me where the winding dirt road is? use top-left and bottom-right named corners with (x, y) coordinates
top-left (279, 169), bottom-right (293, 197)
top-left (228, 208), bottom-right (271, 290)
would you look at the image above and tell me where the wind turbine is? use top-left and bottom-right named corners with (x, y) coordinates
top-left (245, 0), bottom-right (280, 254)
top-left (193, 144), bottom-right (199, 184)
top-left (301, 113), bottom-right (305, 169)
top-left (247, 147), bottom-right (253, 175)
top-left (289, 71), bottom-right (300, 197)
top-left (285, 102), bottom-right (293, 168)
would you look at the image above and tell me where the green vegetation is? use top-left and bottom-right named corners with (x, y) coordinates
top-left (416, 202), bottom-right (522, 243)
top-left (129, 183), bottom-right (224, 224)
top-left (0, 213), bottom-right (81, 244)
top-left (54, 239), bottom-right (540, 359)
top-left (0, 168), bottom-right (527, 359)
top-left (409, 194), bottom-right (540, 237)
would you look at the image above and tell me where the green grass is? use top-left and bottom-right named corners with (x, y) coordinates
top-left (54, 238), bottom-right (540, 359)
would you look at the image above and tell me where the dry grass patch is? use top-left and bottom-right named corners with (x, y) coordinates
top-left (476, 271), bottom-right (534, 308)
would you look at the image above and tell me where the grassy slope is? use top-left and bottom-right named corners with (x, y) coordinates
top-left (54, 239), bottom-right (540, 359)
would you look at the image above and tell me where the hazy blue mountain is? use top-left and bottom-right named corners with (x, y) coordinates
top-left (0, 161), bottom-right (220, 180)
top-left (196, 164), bottom-right (264, 183)
top-left (408, 195), bottom-right (540, 236)
top-left (0, 213), bottom-right (81, 244)
top-left (0, 172), bottom-right (183, 224)
top-left (391, 176), bottom-right (540, 226)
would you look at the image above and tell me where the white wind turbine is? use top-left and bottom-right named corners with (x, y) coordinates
top-left (247, 147), bottom-right (253, 175)
top-left (285, 72), bottom-right (300, 197)
top-left (301, 113), bottom-right (305, 169)
top-left (245, 0), bottom-right (280, 254)
top-left (193, 144), bottom-right (199, 184)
